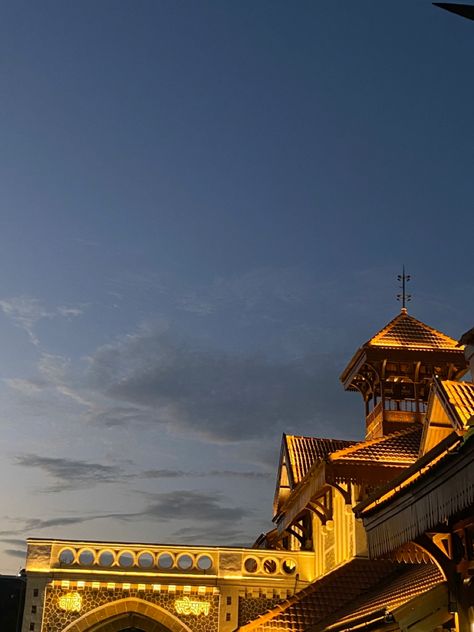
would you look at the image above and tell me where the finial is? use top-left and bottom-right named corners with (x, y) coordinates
top-left (396, 266), bottom-right (411, 311)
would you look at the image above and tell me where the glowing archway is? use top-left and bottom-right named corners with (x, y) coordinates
top-left (61, 597), bottom-right (195, 632)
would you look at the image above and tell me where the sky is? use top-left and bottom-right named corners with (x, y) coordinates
top-left (0, 1), bottom-right (473, 573)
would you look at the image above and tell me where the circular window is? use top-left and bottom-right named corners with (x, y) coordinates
top-left (78, 549), bottom-right (95, 566)
top-left (197, 555), bottom-right (213, 571)
top-left (177, 554), bottom-right (193, 570)
top-left (244, 557), bottom-right (258, 573)
top-left (98, 550), bottom-right (115, 567)
top-left (282, 559), bottom-right (297, 575)
top-left (157, 552), bottom-right (174, 569)
top-left (138, 552), bottom-right (154, 569)
top-left (263, 558), bottom-right (277, 574)
top-left (59, 548), bottom-right (75, 565)
top-left (118, 551), bottom-right (135, 568)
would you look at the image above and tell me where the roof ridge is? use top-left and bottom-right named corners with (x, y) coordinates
top-left (328, 425), bottom-right (421, 460)
top-left (285, 434), bottom-right (356, 443)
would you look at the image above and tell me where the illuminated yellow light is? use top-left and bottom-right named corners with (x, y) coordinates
top-left (168, 585), bottom-right (176, 592)
top-left (92, 582), bottom-right (101, 590)
top-left (138, 584), bottom-right (146, 591)
top-left (123, 583), bottom-right (131, 590)
top-left (61, 580), bottom-right (70, 589)
top-left (198, 586), bottom-right (206, 594)
top-left (77, 581), bottom-right (85, 590)
top-left (153, 584), bottom-right (161, 592)
top-left (183, 585), bottom-right (192, 593)
top-left (58, 592), bottom-right (82, 613)
top-left (174, 597), bottom-right (210, 616)
top-left (107, 582), bottom-right (115, 590)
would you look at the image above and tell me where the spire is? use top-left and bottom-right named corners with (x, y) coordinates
top-left (396, 266), bottom-right (411, 312)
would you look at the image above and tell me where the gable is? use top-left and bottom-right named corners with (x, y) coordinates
top-left (420, 379), bottom-right (474, 456)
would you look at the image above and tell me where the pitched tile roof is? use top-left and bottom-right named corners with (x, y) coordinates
top-left (313, 563), bottom-right (443, 632)
top-left (439, 380), bottom-right (474, 428)
top-left (368, 311), bottom-right (459, 350)
top-left (237, 559), bottom-right (423, 632)
top-left (285, 435), bottom-right (356, 485)
top-left (329, 425), bottom-right (422, 466)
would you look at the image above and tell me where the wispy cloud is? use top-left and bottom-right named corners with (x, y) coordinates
top-left (15, 455), bottom-right (126, 492)
top-left (0, 296), bottom-right (85, 346)
top-left (0, 538), bottom-right (27, 558)
top-left (4, 548), bottom-right (26, 559)
top-left (2, 490), bottom-right (249, 538)
top-left (0, 514), bottom-right (99, 536)
top-left (142, 469), bottom-right (271, 479)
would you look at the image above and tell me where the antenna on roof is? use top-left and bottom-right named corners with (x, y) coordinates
top-left (396, 266), bottom-right (411, 312)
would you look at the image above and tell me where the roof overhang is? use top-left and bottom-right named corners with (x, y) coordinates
top-left (356, 433), bottom-right (474, 557)
top-left (341, 347), bottom-right (467, 391)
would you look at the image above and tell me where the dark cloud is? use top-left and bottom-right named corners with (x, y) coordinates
top-left (85, 325), bottom-right (360, 443)
top-left (4, 490), bottom-right (249, 538)
top-left (137, 491), bottom-right (249, 523)
top-left (15, 455), bottom-right (125, 491)
top-left (171, 526), bottom-right (255, 546)
top-left (4, 548), bottom-right (26, 559)
top-left (0, 538), bottom-right (26, 547)
top-left (0, 515), bottom-right (96, 544)
top-left (22, 516), bottom-right (95, 531)
top-left (142, 469), bottom-right (271, 479)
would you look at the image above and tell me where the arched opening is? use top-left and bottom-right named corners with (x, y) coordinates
top-left (62, 597), bottom-right (194, 632)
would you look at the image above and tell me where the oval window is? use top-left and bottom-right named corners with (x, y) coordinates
top-left (118, 551), bottom-right (135, 568)
top-left (59, 548), bottom-right (75, 565)
top-left (98, 550), bottom-right (115, 567)
top-left (177, 554), bottom-right (193, 570)
top-left (79, 549), bottom-right (95, 566)
top-left (197, 555), bottom-right (213, 571)
top-left (157, 552), bottom-right (174, 569)
top-left (244, 557), bottom-right (258, 573)
top-left (138, 552), bottom-right (154, 568)
top-left (282, 559), bottom-right (297, 575)
top-left (263, 558), bottom-right (277, 574)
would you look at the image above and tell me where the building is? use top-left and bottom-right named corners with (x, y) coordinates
top-left (0, 573), bottom-right (26, 632)
top-left (20, 309), bottom-right (474, 632)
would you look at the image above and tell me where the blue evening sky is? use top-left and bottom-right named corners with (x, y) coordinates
top-left (0, 1), bottom-right (472, 572)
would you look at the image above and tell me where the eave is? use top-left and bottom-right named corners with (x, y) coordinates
top-left (356, 432), bottom-right (474, 558)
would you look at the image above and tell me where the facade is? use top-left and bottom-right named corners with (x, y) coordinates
top-left (21, 541), bottom-right (315, 632)
top-left (21, 309), bottom-right (474, 632)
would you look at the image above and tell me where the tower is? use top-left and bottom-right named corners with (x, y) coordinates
top-left (340, 308), bottom-right (467, 440)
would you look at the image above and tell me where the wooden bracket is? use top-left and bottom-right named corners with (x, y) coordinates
top-left (308, 495), bottom-right (333, 526)
top-left (330, 482), bottom-right (352, 506)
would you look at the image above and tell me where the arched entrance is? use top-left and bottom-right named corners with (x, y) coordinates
top-left (61, 597), bottom-right (195, 632)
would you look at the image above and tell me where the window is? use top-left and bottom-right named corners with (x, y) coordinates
top-left (31, 606), bottom-right (37, 614)
top-left (33, 589), bottom-right (39, 597)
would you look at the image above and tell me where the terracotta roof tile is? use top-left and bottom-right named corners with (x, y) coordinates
top-left (237, 559), bottom-right (418, 632)
top-left (316, 564), bottom-right (443, 631)
top-left (285, 436), bottom-right (356, 484)
top-left (439, 380), bottom-right (474, 428)
top-left (368, 312), bottom-right (459, 350)
top-left (329, 426), bottom-right (422, 466)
